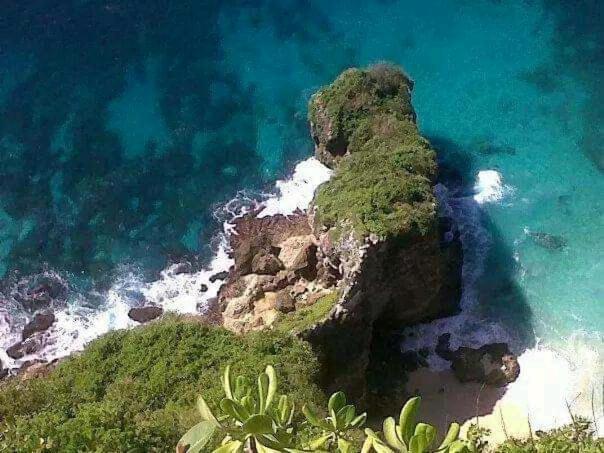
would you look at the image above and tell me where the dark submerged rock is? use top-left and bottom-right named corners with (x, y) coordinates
top-left (128, 306), bottom-right (164, 323)
top-left (528, 231), bottom-right (567, 250)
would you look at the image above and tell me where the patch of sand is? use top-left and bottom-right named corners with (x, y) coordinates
top-left (405, 368), bottom-right (532, 446)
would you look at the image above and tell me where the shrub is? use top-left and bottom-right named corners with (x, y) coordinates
top-left (310, 66), bottom-right (439, 241)
top-left (0, 316), bottom-right (325, 452)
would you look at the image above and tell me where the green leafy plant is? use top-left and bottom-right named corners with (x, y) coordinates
top-left (302, 391), bottom-right (367, 452)
top-left (361, 397), bottom-right (469, 453)
top-left (177, 364), bottom-right (298, 452)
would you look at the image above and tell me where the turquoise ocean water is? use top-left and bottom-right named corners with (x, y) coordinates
top-left (0, 0), bottom-right (602, 432)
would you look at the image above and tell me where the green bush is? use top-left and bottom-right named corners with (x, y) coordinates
top-left (0, 316), bottom-right (325, 452)
top-left (310, 65), bottom-right (439, 241)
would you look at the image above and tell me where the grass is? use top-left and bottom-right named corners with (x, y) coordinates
top-left (272, 291), bottom-right (339, 335)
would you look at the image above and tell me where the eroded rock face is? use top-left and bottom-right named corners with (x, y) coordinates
top-left (301, 66), bottom-right (462, 398)
top-left (128, 306), bottom-right (163, 323)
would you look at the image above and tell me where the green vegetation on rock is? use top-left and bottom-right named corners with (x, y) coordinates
top-left (272, 291), bottom-right (339, 335)
top-left (310, 65), bottom-right (438, 240)
top-left (0, 316), bottom-right (325, 452)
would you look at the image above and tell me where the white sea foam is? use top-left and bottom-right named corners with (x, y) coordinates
top-left (0, 157), bottom-right (331, 370)
top-left (258, 157), bottom-right (332, 217)
top-left (473, 169), bottom-right (512, 204)
top-left (503, 336), bottom-right (604, 435)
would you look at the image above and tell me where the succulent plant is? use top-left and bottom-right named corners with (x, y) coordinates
top-left (302, 391), bottom-right (367, 452)
top-left (176, 364), bottom-right (297, 453)
top-left (360, 397), bottom-right (469, 453)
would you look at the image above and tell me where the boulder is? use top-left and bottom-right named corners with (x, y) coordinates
top-left (22, 312), bottom-right (55, 340)
top-left (261, 270), bottom-right (297, 292)
top-left (275, 290), bottom-right (295, 313)
top-left (251, 251), bottom-right (283, 275)
top-left (277, 235), bottom-right (318, 279)
top-left (450, 343), bottom-right (520, 387)
top-left (128, 306), bottom-right (163, 323)
top-left (229, 212), bottom-right (311, 276)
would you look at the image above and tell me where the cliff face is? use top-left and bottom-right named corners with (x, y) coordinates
top-left (305, 65), bottom-right (462, 397)
top-left (218, 65), bottom-right (462, 399)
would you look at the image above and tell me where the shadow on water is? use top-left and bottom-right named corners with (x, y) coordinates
top-left (432, 135), bottom-right (536, 350)
top-left (540, 0), bottom-right (604, 172)
top-left (381, 135), bottom-right (537, 430)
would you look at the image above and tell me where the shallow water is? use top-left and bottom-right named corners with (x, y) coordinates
top-left (0, 0), bottom-right (602, 433)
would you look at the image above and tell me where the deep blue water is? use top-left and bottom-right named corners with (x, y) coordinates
top-left (0, 0), bottom-right (602, 430)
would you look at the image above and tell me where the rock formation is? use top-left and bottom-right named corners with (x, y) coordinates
top-left (217, 65), bottom-right (463, 399)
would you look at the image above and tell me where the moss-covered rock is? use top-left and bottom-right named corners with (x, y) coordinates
top-left (0, 316), bottom-right (325, 452)
top-left (309, 64), bottom-right (416, 168)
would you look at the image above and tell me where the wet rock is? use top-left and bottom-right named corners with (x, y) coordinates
top-left (251, 251), bottom-right (283, 275)
top-left (450, 343), bottom-right (520, 387)
top-left (199, 284), bottom-right (208, 293)
top-left (209, 271), bottom-right (229, 283)
top-left (22, 312), bottom-right (55, 340)
top-left (275, 290), bottom-right (295, 313)
top-left (128, 306), bottom-right (163, 323)
top-left (6, 337), bottom-right (42, 360)
top-left (528, 232), bottom-right (567, 250)
top-left (0, 361), bottom-right (7, 380)
top-left (12, 273), bottom-right (68, 311)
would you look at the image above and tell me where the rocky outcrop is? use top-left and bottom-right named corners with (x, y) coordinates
top-left (450, 344), bottom-right (520, 387)
top-left (215, 66), bottom-right (463, 400)
top-left (128, 306), bottom-right (163, 323)
top-left (301, 66), bottom-right (462, 397)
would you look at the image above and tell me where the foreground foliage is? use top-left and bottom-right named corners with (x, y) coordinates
top-left (0, 317), bottom-right (324, 452)
top-left (177, 366), bottom-right (468, 453)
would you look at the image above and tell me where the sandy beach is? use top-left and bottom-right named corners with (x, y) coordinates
top-left (405, 368), bottom-right (534, 446)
